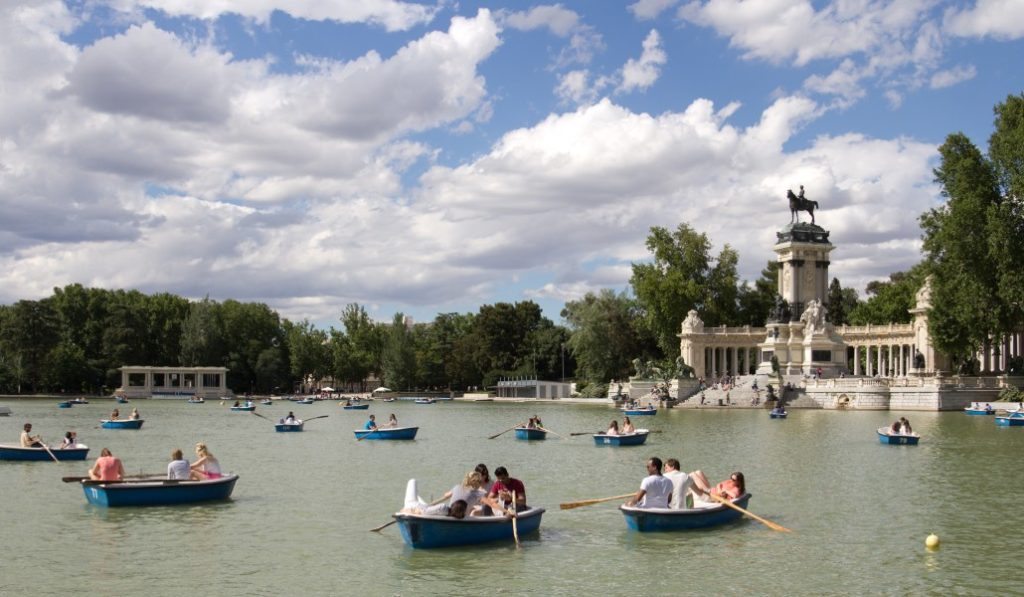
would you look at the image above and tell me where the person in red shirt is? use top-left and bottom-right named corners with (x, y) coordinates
top-left (487, 466), bottom-right (527, 513)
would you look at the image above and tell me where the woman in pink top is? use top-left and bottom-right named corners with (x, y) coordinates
top-left (88, 448), bottom-right (124, 481)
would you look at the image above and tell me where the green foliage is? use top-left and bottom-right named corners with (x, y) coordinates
top-left (848, 266), bottom-right (925, 325)
top-left (631, 223), bottom-right (740, 356)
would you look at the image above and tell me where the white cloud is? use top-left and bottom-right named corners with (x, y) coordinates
top-left (500, 4), bottom-right (579, 37)
top-left (103, 0), bottom-right (439, 31)
top-left (929, 64), bottom-right (977, 88)
top-left (617, 29), bottom-right (667, 93)
top-left (628, 0), bottom-right (679, 20)
top-left (944, 0), bottom-right (1024, 40)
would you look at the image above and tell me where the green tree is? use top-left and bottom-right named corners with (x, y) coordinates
top-left (630, 224), bottom-right (739, 356)
top-left (562, 289), bottom-right (649, 383)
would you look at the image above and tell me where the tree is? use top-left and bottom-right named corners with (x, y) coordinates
top-left (920, 96), bottom-right (1024, 363)
top-left (562, 289), bottom-right (650, 383)
top-left (631, 223), bottom-right (739, 356)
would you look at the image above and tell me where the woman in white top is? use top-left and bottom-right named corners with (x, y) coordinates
top-left (190, 442), bottom-right (222, 479)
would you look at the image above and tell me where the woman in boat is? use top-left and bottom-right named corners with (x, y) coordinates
top-left (110, 408), bottom-right (120, 421)
top-left (386, 414), bottom-right (398, 428)
top-left (900, 417), bottom-right (912, 434)
top-left (129, 408), bottom-right (140, 420)
top-left (622, 416), bottom-right (635, 434)
top-left (190, 442), bottom-right (222, 480)
top-left (89, 448), bottom-right (124, 481)
top-left (605, 420), bottom-right (620, 436)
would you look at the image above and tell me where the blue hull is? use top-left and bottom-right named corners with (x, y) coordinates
top-left (354, 426), bottom-right (418, 440)
top-left (101, 419), bottom-right (144, 429)
top-left (58, 402), bottom-right (72, 408)
top-left (622, 409), bottom-right (656, 416)
top-left (593, 431), bottom-right (649, 446)
top-left (230, 406), bottom-right (256, 412)
top-left (0, 444), bottom-right (89, 461)
top-left (514, 428), bottom-right (547, 440)
top-left (621, 494), bottom-right (751, 531)
top-left (877, 428), bottom-right (920, 444)
top-left (81, 474), bottom-right (238, 507)
top-left (996, 416), bottom-right (1024, 426)
top-left (964, 409), bottom-right (994, 415)
top-left (343, 404), bottom-right (370, 410)
top-left (769, 412), bottom-right (788, 419)
top-left (275, 423), bottom-right (304, 432)
top-left (395, 507), bottom-right (544, 548)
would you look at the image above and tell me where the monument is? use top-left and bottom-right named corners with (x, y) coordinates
top-left (757, 188), bottom-right (847, 375)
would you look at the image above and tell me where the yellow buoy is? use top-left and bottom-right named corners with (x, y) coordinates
top-left (925, 534), bottom-right (940, 549)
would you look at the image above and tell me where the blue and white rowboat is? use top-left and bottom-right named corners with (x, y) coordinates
top-left (996, 413), bottom-right (1024, 427)
top-left (354, 426), bottom-right (419, 440)
top-left (0, 443), bottom-right (90, 461)
top-left (101, 419), bottom-right (144, 430)
top-left (622, 408), bottom-right (657, 416)
top-left (394, 507), bottom-right (545, 548)
top-left (514, 427), bottom-right (547, 440)
top-left (877, 427), bottom-right (920, 445)
top-left (80, 474), bottom-right (239, 507)
top-left (593, 430), bottom-right (649, 446)
top-left (620, 494), bottom-right (752, 531)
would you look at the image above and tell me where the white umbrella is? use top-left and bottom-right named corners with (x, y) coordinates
top-left (372, 387), bottom-right (392, 393)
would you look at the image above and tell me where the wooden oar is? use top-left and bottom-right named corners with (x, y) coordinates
top-left (488, 425), bottom-right (518, 440)
top-left (708, 493), bottom-right (793, 533)
top-left (370, 494), bottom-right (448, 532)
top-left (509, 491), bottom-right (520, 548)
top-left (39, 442), bottom-right (60, 464)
top-left (559, 493), bottom-right (635, 510)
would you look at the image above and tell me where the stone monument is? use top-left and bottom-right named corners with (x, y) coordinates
top-left (758, 188), bottom-right (847, 375)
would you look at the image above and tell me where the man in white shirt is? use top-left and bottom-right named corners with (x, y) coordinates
top-left (627, 457), bottom-right (673, 509)
top-left (664, 458), bottom-right (695, 509)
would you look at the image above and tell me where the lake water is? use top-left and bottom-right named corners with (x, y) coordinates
top-left (2, 398), bottom-right (1022, 595)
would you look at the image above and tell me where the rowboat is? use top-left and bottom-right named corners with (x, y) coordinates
top-left (995, 413), bottom-right (1024, 427)
top-left (877, 427), bottom-right (920, 445)
top-left (342, 404), bottom-right (370, 410)
top-left (57, 401), bottom-right (73, 409)
top-left (100, 419), bottom-right (144, 430)
top-left (353, 426), bottom-right (419, 440)
top-left (622, 408), bottom-right (657, 416)
top-left (620, 494), bottom-right (752, 531)
top-left (414, 399), bottom-right (436, 405)
top-left (275, 422), bottom-right (304, 432)
top-left (769, 410), bottom-right (788, 419)
top-left (393, 507), bottom-right (545, 548)
top-left (79, 474), bottom-right (239, 507)
top-left (593, 430), bottom-right (649, 446)
top-left (0, 443), bottom-right (90, 461)
top-left (514, 427), bottom-right (547, 440)
top-left (230, 405), bottom-right (256, 412)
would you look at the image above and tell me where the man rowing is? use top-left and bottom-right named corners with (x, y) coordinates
top-left (625, 457), bottom-right (673, 509)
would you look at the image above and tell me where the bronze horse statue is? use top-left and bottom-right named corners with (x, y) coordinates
top-left (787, 189), bottom-right (818, 224)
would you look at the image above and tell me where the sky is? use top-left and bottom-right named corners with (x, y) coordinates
top-left (2, 0), bottom-right (1023, 330)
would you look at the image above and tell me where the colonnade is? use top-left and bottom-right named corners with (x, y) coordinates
top-left (703, 346), bottom-right (760, 378)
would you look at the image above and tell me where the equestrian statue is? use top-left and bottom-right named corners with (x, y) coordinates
top-left (787, 184), bottom-right (819, 224)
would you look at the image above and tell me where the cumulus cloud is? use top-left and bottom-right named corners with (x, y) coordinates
top-left (944, 0), bottom-right (1024, 40)
top-left (629, 0), bottom-right (679, 21)
top-left (929, 64), bottom-right (977, 88)
top-left (103, 0), bottom-right (439, 31)
top-left (618, 29), bottom-right (667, 93)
